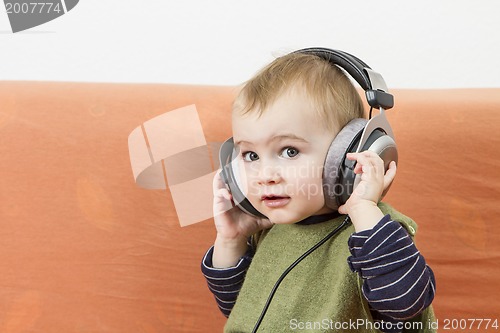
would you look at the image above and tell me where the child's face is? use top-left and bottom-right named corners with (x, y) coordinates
top-left (232, 89), bottom-right (336, 224)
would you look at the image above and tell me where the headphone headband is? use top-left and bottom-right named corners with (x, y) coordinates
top-left (294, 47), bottom-right (394, 110)
top-left (218, 47), bottom-right (398, 219)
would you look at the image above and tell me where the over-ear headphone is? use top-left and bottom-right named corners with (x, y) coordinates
top-left (219, 47), bottom-right (398, 218)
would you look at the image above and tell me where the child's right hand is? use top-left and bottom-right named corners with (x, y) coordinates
top-left (212, 170), bottom-right (272, 268)
top-left (213, 170), bottom-right (273, 243)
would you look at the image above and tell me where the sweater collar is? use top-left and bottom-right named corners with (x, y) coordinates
top-left (295, 211), bottom-right (342, 225)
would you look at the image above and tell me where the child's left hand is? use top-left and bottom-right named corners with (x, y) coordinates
top-left (338, 151), bottom-right (397, 216)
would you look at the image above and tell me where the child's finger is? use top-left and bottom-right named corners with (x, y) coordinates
top-left (349, 152), bottom-right (382, 175)
top-left (214, 187), bottom-right (232, 201)
top-left (213, 169), bottom-right (228, 193)
top-left (383, 161), bottom-right (397, 187)
top-left (337, 203), bottom-right (347, 215)
top-left (213, 169), bottom-right (233, 202)
top-left (213, 188), bottom-right (234, 216)
top-left (346, 153), bottom-right (363, 174)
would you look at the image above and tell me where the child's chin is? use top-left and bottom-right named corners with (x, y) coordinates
top-left (266, 212), bottom-right (303, 225)
top-left (269, 218), bottom-right (296, 225)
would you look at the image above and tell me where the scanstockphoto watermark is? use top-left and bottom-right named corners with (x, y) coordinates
top-left (3, 0), bottom-right (79, 33)
top-left (236, 161), bottom-right (358, 200)
top-left (241, 180), bottom-right (356, 200)
top-left (289, 318), bottom-right (437, 331)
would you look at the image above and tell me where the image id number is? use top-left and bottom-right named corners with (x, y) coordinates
top-left (5, 2), bottom-right (62, 14)
top-left (442, 318), bottom-right (499, 330)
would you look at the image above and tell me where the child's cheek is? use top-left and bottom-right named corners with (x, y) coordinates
top-left (241, 163), bottom-right (260, 199)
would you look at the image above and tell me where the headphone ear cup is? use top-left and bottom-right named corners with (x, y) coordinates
top-left (323, 119), bottom-right (367, 211)
top-left (219, 138), bottom-right (266, 218)
top-left (363, 131), bottom-right (398, 170)
top-left (360, 131), bottom-right (398, 201)
top-left (336, 128), bottom-right (399, 207)
top-left (323, 117), bottom-right (399, 210)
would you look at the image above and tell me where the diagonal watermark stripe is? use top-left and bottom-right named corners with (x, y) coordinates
top-left (3, 0), bottom-right (79, 33)
top-left (128, 105), bottom-right (219, 227)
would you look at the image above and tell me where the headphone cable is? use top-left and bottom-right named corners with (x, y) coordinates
top-left (251, 215), bottom-right (351, 333)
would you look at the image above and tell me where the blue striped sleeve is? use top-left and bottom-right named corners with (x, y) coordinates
top-left (200, 243), bottom-right (253, 317)
top-left (347, 215), bottom-right (436, 330)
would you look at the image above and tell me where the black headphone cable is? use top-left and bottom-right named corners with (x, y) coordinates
top-left (251, 215), bottom-right (352, 333)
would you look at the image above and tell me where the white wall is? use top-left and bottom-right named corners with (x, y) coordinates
top-left (1, 0), bottom-right (499, 88)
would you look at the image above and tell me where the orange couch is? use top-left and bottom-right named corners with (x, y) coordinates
top-left (1, 81), bottom-right (499, 332)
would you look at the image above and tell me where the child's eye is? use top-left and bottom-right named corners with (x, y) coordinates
top-left (280, 147), bottom-right (299, 159)
top-left (242, 151), bottom-right (259, 162)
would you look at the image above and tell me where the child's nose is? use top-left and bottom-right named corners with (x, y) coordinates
top-left (257, 163), bottom-right (283, 185)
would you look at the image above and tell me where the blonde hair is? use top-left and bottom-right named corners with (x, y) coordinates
top-left (233, 52), bottom-right (365, 134)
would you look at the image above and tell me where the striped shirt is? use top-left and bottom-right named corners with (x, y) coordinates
top-left (201, 214), bottom-right (435, 332)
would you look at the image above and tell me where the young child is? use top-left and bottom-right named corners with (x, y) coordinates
top-left (201, 50), bottom-right (436, 332)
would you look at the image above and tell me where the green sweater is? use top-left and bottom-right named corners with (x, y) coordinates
top-left (224, 203), bottom-right (436, 333)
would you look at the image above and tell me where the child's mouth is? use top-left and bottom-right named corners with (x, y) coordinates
top-left (261, 195), bottom-right (291, 208)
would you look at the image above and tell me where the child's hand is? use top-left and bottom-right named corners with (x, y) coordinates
top-left (338, 151), bottom-right (397, 231)
top-left (212, 170), bottom-right (272, 268)
top-left (213, 170), bottom-right (273, 243)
